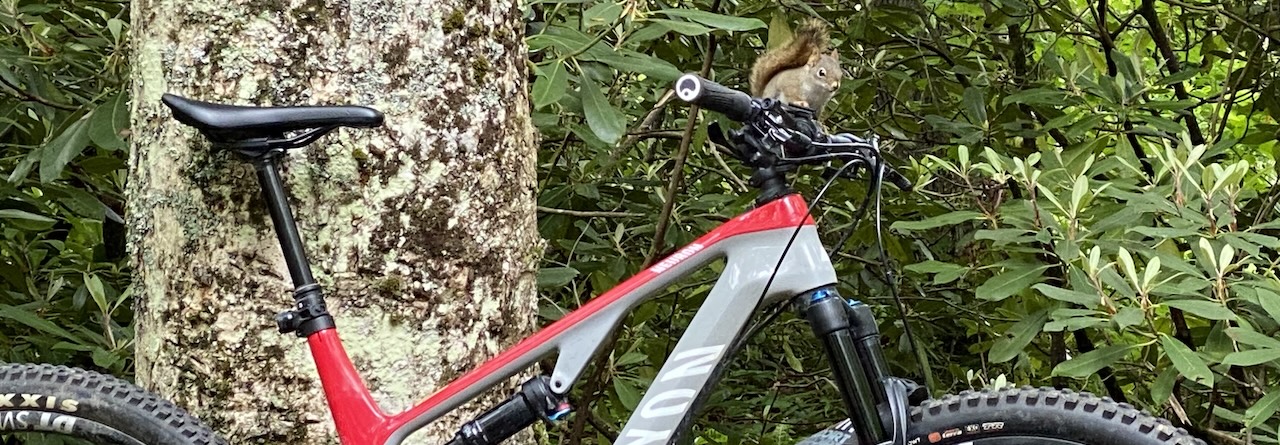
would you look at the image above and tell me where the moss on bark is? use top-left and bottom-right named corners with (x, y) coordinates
top-left (128, 0), bottom-right (540, 443)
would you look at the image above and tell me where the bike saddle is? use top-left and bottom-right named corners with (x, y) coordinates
top-left (161, 93), bottom-right (384, 145)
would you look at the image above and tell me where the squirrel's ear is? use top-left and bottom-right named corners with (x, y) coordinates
top-left (808, 52), bottom-right (823, 64)
top-left (829, 48), bottom-right (839, 58)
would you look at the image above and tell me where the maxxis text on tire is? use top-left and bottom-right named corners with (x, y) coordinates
top-left (0, 363), bottom-right (226, 445)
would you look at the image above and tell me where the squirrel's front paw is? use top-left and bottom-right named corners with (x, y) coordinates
top-left (793, 100), bottom-right (810, 108)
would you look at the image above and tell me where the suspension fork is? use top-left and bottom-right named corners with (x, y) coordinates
top-left (797, 286), bottom-right (890, 445)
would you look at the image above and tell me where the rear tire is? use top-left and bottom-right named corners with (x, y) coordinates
top-left (0, 363), bottom-right (225, 445)
top-left (799, 386), bottom-right (1205, 445)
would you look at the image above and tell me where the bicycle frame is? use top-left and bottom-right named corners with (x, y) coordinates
top-left (251, 153), bottom-right (840, 445)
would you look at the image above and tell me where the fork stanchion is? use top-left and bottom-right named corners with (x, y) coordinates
top-left (797, 287), bottom-right (887, 445)
top-left (846, 302), bottom-right (891, 406)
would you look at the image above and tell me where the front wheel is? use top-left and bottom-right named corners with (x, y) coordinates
top-left (0, 363), bottom-right (226, 445)
top-left (799, 387), bottom-right (1205, 445)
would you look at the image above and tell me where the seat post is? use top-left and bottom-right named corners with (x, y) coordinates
top-left (253, 153), bottom-right (317, 287)
top-left (251, 152), bottom-right (336, 337)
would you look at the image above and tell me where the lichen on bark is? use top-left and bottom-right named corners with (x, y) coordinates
top-left (128, 0), bottom-right (540, 443)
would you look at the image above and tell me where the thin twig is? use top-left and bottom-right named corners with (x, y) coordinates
top-left (1161, 0), bottom-right (1280, 48)
top-left (585, 410), bottom-right (619, 442)
top-left (626, 130), bottom-right (685, 140)
top-left (644, 115), bottom-right (700, 265)
top-left (1201, 428), bottom-right (1246, 445)
top-left (537, 206), bottom-right (644, 218)
top-left (541, 132), bottom-right (574, 190)
top-left (621, 89), bottom-right (676, 152)
top-left (0, 76), bottom-right (78, 111)
top-left (566, 334), bottom-right (618, 445)
top-left (709, 144), bottom-right (749, 192)
top-left (644, 31), bottom-right (719, 265)
top-left (1252, 179), bottom-right (1280, 226)
top-left (561, 14), bottom-right (624, 60)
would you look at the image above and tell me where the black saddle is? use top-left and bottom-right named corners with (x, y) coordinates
top-left (161, 94), bottom-right (383, 149)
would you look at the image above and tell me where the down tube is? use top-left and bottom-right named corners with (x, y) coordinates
top-left (375, 214), bottom-right (759, 444)
top-left (615, 225), bottom-right (837, 445)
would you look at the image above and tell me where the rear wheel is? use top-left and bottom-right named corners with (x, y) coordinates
top-left (799, 387), bottom-right (1205, 445)
top-left (0, 364), bottom-right (225, 445)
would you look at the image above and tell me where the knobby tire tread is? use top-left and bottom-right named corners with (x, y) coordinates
top-left (0, 363), bottom-right (226, 445)
top-left (913, 386), bottom-right (1204, 444)
top-left (802, 386), bottom-right (1206, 445)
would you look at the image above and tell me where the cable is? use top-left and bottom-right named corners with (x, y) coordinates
top-left (827, 177), bottom-right (877, 257)
top-left (872, 159), bottom-right (929, 387)
top-left (755, 159), bottom-right (862, 306)
top-left (780, 152), bottom-right (866, 164)
top-left (814, 141), bottom-right (927, 385)
top-left (747, 299), bottom-right (791, 439)
top-left (752, 160), bottom-right (859, 440)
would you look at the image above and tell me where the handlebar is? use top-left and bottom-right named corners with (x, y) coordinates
top-left (675, 74), bottom-right (754, 121)
top-left (673, 73), bottom-right (913, 192)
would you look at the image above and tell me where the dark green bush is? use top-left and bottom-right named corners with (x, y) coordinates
top-left (0, 0), bottom-right (132, 375)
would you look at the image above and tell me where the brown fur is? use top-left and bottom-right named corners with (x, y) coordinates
top-left (749, 18), bottom-right (831, 96)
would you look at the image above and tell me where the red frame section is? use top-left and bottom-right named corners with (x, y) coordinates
top-left (307, 194), bottom-right (814, 445)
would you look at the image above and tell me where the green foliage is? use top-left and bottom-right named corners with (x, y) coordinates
top-left (7, 0), bottom-right (1280, 444)
top-left (529, 0), bottom-right (1280, 443)
top-left (909, 133), bottom-right (1280, 439)
top-left (0, 0), bottom-right (132, 376)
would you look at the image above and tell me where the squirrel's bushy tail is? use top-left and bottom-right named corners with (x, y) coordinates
top-left (749, 18), bottom-right (831, 96)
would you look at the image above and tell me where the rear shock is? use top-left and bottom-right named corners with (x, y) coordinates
top-left (447, 376), bottom-right (571, 445)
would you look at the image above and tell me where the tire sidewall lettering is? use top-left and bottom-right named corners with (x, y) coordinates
top-left (0, 410), bottom-right (77, 434)
top-left (0, 393), bottom-right (80, 413)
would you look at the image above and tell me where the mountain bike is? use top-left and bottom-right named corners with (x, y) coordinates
top-left (0, 74), bottom-right (1204, 445)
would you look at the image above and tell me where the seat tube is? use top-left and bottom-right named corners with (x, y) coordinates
top-left (253, 153), bottom-right (317, 288)
top-left (797, 287), bottom-right (887, 445)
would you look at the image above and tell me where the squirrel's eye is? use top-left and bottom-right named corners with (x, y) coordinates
top-left (817, 68), bottom-right (827, 77)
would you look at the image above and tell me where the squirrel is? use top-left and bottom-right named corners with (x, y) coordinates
top-left (749, 18), bottom-right (842, 113)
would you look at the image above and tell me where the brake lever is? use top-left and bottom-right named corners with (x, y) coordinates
top-left (883, 165), bottom-right (914, 192)
top-left (780, 131), bottom-right (817, 158)
top-left (827, 133), bottom-right (915, 192)
top-left (708, 122), bottom-right (740, 158)
top-left (715, 102), bottom-right (915, 193)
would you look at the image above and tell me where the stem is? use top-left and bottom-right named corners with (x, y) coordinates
top-left (1207, 30), bottom-right (1244, 142)
top-left (1139, 0), bottom-right (1206, 145)
top-left (1072, 330), bottom-right (1129, 403)
top-left (585, 409), bottom-right (619, 442)
top-left (566, 337), bottom-right (614, 445)
top-left (1160, 0), bottom-right (1280, 48)
top-left (1050, 331), bottom-right (1067, 389)
top-left (1095, 0), bottom-right (1156, 179)
top-left (621, 89), bottom-right (677, 155)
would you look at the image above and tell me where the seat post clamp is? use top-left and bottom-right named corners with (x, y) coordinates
top-left (275, 283), bottom-right (335, 337)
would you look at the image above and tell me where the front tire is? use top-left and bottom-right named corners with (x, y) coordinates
top-left (0, 364), bottom-right (226, 445)
top-left (799, 387), bottom-right (1204, 445)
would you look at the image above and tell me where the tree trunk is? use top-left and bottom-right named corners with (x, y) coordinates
top-left (127, 1), bottom-right (540, 443)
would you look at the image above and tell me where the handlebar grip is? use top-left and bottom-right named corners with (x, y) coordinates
top-left (675, 73), bottom-right (754, 122)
